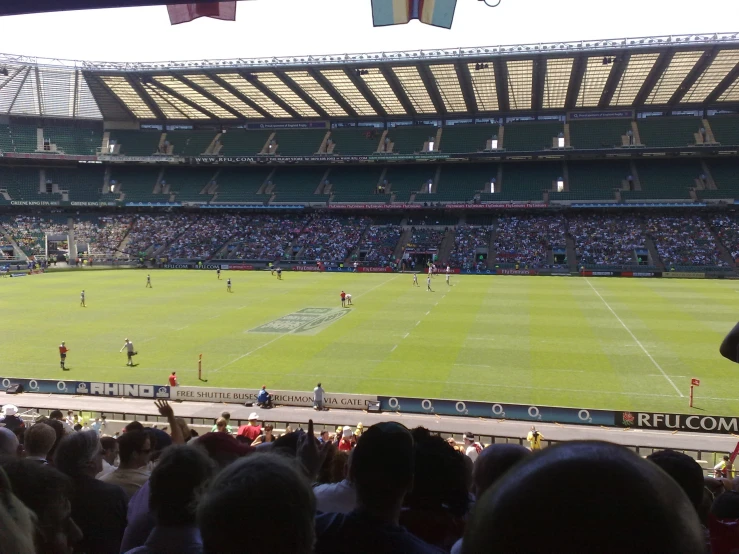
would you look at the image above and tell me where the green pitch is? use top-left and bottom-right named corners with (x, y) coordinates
top-left (3, 269), bottom-right (738, 415)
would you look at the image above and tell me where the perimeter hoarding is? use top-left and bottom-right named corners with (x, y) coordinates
top-left (0, 377), bottom-right (169, 399)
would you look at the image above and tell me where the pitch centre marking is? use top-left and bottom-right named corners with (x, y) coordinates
top-left (585, 278), bottom-right (683, 397)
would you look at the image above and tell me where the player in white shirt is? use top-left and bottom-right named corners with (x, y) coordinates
top-left (346, 293), bottom-right (352, 306)
top-left (80, 290), bottom-right (86, 307)
top-left (120, 338), bottom-right (137, 366)
top-left (413, 273), bottom-right (419, 286)
top-left (427, 275), bottom-right (433, 292)
top-left (227, 278), bottom-right (232, 292)
top-left (146, 274), bottom-right (152, 288)
top-left (446, 272), bottom-right (451, 286)
top-left (446, 265), bottom-right (450, 274)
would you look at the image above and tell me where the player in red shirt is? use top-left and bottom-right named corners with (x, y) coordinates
top-left (340, 290), bottom-right (346, 308)
top-left (59, 341), bottom-right (69, 370)
top-left (168, 371), bottom-right (179, 387)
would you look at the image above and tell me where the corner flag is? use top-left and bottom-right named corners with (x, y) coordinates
top-left (167, 1), bottom-right (236, 25)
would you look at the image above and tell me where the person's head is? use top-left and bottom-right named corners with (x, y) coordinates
top-left (149, 445), bottom-right (215, 527)
top-left (712, 490), bottom-right (739, 519)
top-left (220, 412), bottom-right (230, 422)
top-left (215, 418), bottom-right (228, 433)
top-left (406, 427), bottom-right (469, 516)
top-left (647, 449), bottom-right (704, 512)
top-left (197, 453), bottom-right (315, 554)
top-left (73, 424), bottom-right (82, 432)
top-left (319, 430), bottom-right (329, 441)
top-left (248, 412), bottom-right (259, 425)
top-left (463, 432), bottom-right (475, 445)
top-left (49, 410), bottom-right (64, 421)
top-left (725, 455), bottom-right (731, 462)
top-left (0, 428), bottom-right (19, 458)
top-left (41, 420), bottom-right (65, 463)
top-left (462, 441), bottom-right (704, 554)
top-left (350, 422), bottom-right (415, 513)
top-left (264, 423), bottom-right (274, 435)
top-left (24, 423), bottom-right (57, 459)
top-left (191, 432), bottom-right (253, 469)
top-left (125, 420), bottom-right (144, 433)
top-left (317, 382), bottom-right (321, 388)
top-left (100, 436), bottom-right (118, 465)
top-left (472, 443), bottom-right (531, 497)
top-left (53, 431), bottom-right (103, 479)
top-left (117, 430), bottom-right (150, 469)
top-left (342, 427), bottom-right (353, 440)
top-left (0, 459), bottom-right (82, 554)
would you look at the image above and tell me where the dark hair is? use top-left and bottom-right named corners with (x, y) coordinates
top-left (149, 446), bottom-right (215, 526)
top-left (117, 431), bottom-right (149, 465)
top-left (221, 412), bottom-right (231, 421)
top-left (473, 444), bottom-right (531, 497)
top-left (73, 424), bottom-right (82, 432)
top-left (712, 490), bottom-right (739, 519)
top-left (100, 436), bottom-right (117, 452)
top-left (125, 421), bottom-right (145, 433)
top-left (198, 453), bottom-right (315, 554)
top-left (406, 427), bottom-right (468, 516)
top-left (49, 410), bottom-right (63, 420)
top-left (647, 450), bottom-right (704, 511)
top-left (51, 431), bottom-right (100, 479)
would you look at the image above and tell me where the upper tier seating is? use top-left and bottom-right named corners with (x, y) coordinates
top-left (637, 117), bottom-right (700, 148)
top-left (439, 124), bottom-right (497, 153)
top-left (328, 166), bottom-right (388, 203)
top-left (218, 130), bottom-right (272, 156)
top-left (386, 126), bottom-right (436, 154)
top-left (329, 128), bottom-right (381, 155)
top-left (503, 121), bottom-right (563, 151)
top-left (274, 130), bottom-right (326, 155)
top-left (212, 168), bottom-right (272, 203)
top-left (568, 119), bottom-right (629, 149)
top-left (109, 130), bottom-right (162, 156)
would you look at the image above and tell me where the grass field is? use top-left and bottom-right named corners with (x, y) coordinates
top-left (3, 269), bottom-right (739, 415)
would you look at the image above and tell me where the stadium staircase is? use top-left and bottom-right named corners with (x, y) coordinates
top-left (437, 228), bottom-right (456, 263)
top-left (565, 236), bottom-right (578, 272)
top-left (0, 228), bottom-right (25, 260)
top-left (393, 228), bottom-right (412, 261)
top-left (644, 235), bottom-right (665, 271)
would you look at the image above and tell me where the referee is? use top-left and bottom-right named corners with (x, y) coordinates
top-left (59, 341), bottom-right (69, 370)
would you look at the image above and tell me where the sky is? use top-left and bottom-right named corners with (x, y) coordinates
top-left (0, 0), bottom-right (735, 63)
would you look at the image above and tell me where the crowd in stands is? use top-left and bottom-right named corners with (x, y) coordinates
top-left (125, 214), bottom-right (196, 258)
top-left (648, 215), bottom-right (729, 268)
top-left (495, 215), bottom-right (566, 267)
top-left (222, 215), bottom-right (309, 260)
top-left (74, 215), bottom-right (133, 257)
top-left (295, 215), bottom-right (369, 262)
top-left (1, 215), bottom-right (67, 257)
top-left (568, 215), bottom-right (645, 266)
top-left (0, 399), bottom-right (735, 554)
top-left (360, 225), bottom-right (401, 266)
top-left (711, 215), bottom-right (739, 262)
top-left (449, 225), bottom-right (492, 270)
top-left (165, 214), bottom-right (247, 260)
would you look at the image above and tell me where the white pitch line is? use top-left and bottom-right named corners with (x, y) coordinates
top-left (585, 278), bottom-right (683, 397)
top-left (425, 310), bottom-right (430, 316)
top-left (175, 326), bottom-right (189, 331)
top-left (391, 344), bottom-right (397, 352)
top-left (403, 332), bottom-right (409, 339)
top-left (415, 320), bottom-right (421, 326)
top-left (213, 274), bottom-right (400, 373)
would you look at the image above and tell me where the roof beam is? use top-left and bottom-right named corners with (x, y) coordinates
top-left (306, 68), bottom-right (358, 118)
top-left (564, 54), bottom-right (587, 110)
top-left (34, 65), bottom-right (44, 116)
top-left (418, 63), bottom-right (446, 115)
top-left (633, 51), bottom-right (672, 108)
top-left (599, 53), bottom-right (629, 108)
top-left (705, 61), bottom-right (739, 104)
top-left (668, 47), bottom-right (717, 106)
top-left (129, 76), bottom-right (167, 120)
top-left (493, 58), bottom-right (509, 113)
top-left (87, 73), bottom-right (139, 121)
top-left (173, 74), bottom-right (243, 119)
top-left (532, 57), bottom-right (545, 112)
top-left (146, 77), bottom-right (219, 119)
top-left (274, 70), bottom-right (330, 119)
top-left (8, 67), bottom-right (31, 114)
top-left (236, 70), bottom-right (301, 119)
top-left (344, 67), bottom-right (387, 118)
top-left (379, 65), bottom-right (416, 116)
top-left (207, 73), bottom-right (272, 119)
top-left (455, 61), bottom-right (477, 115)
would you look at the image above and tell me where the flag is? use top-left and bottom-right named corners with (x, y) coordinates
top-left (167, 1), bottom-right (237, 25)
top-left (371, 0), bottom-right (457, 29)
top-left (691, 378), bottom-right (701, 386)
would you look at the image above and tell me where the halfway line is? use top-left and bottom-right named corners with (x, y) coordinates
top-left (585, 278), bottom-right (683, 397)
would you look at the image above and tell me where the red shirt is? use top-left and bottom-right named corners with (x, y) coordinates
top-left (237, 424), bottom-right (262, 442)
top-left (59, 345), bottom-right (68, 355)
top-left (338, 438), bottom-right (353, 452)
top-left (340, 292), bottom-right (346, 300)
top-left (168, 374), bottom-right (177, 386)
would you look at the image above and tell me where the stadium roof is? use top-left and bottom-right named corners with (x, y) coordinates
top-left (2, 32), bottom-right (739, 122)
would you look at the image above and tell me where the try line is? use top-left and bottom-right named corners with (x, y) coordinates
top-left (585, 278), bottom-right (684, 397)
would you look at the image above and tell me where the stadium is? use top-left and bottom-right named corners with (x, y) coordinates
top-left (2, 2), bottom-right (739, 549)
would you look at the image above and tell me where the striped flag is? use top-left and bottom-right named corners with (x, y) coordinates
top-left (167, 2), bottom-right (237, 25)
top-left (371, 0), bottom-right (457, 29)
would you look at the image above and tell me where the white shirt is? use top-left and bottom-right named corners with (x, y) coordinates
top-left (313, 480), bottom-right (356, 514)
top-left (124, 342), bottom-right (134, 353)
top-left (96, 459), bottom-right (117, 479)
top-left (465, 444), bottom-right (479, 462)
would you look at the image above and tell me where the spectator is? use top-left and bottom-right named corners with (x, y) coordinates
top-left (125, 446), bottom-right (215, 554)
top-left (210, 412), bottom-right (232, 433)
top-left (471, 443), bottom-right (530, 498)
top-left (251, 423), bottom-right (276, 446)
top-left (0, 404), bottom-right (24, 434)
top-left (0, 466), bottom-right (36, 554)
top-left (0, 458), bottom-right (83, 553)
top-left (314, 382), bottom-right (325, 411)
top-left (192, 432), bottom-right (254, 469)
top-left (462, 432), bottom-right (482, 462)
top-left (647, 449), bottom-right (705, 513)
top-left (100, 430), bottom-right (151, 499)
top-left (527, 426), bottom-right (543, 450)
top-left (257, 386), bottom-right (273, 408)
top-left (97, 435), bottom-right (119, 478)
top-left (214, 418), bottom-right (229, 433)
top-left (401, 428), bottom-right (469, 551)
top-left (198, 453), bottom-right (316, 554)
top-left (23, 422), bottom-right (57, 463)
top-left (237, 413), bottom-right (262, 443)
top-left (462, 441), bottom-right (704, 553)
top-left (54, 430), bottom-right (128, 554)
top-left (314, 422), bottom-right (443, 554)
top-left (314, 451), bottom-right (356, 514)
top-left (0, 427), bottom-right (19, 457)
top-left (39, 418), bottom-right (65, 464)
top-left (338, 427), bottom-right (354, 452)
top-left (50, 409), bottom-right (74, 434)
